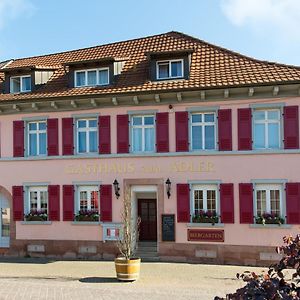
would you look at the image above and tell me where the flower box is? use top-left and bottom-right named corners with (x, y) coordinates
top-left (255, 213), bottom-right (285, 225)
top-left (74, 210), bottom-right (100, 222)
top-left (24, 210), bottom-right (48, 222)
top-left (192, 211), bottom-right (219, 225)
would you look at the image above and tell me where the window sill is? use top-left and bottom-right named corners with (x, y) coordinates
top-left (21, 221), bottom-right (52, 225)
top-left (187, 223), bottom-right (224, 228)
top-left (71, 221), bottom-right (102, 225)
top-left (249, 224), bottom-right (292, 229)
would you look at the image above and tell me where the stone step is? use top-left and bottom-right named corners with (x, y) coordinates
top-left (138, 242), bottom-right (157, 246)
top-left (136, 252), bottom-right (159, 258)
top-left (140, 256), bottom-right (160, 262)
top-left (137, 246), bottom-right (157, 252)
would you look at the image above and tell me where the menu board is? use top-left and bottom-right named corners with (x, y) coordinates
top-left (162, 214), bottom-right (175, 242)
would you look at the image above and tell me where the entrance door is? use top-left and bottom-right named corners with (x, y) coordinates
top-left (138, 199), bottom-right (157, 241)
top-left (0, 194), bottom-right (10, 248)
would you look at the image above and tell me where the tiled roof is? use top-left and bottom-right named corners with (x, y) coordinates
top-left (1, 31), bottom-right (300, 102)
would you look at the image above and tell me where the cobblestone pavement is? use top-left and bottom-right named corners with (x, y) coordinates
top-left (0, 258), bottom-right (266, 300)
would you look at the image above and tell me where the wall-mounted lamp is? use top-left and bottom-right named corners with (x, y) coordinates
top-left (113, 179), bottom-right (120, 199)
top-left (165, 178), bottom-right (171, 199)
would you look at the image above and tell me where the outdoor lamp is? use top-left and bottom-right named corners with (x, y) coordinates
top-left (166, 178), bottom-right (171, 199)
top-left (113, 179), bottom-right (120, 199)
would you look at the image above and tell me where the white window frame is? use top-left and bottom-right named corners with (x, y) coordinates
top-left (131, 115), bottom-right (155, 153)
top-left (253, 109), bottom-right (281, 149)
top-left (27, 120), bottom-right (47, 156)
top-left (10, 75), bottom-right (31, 93)
top-left (254, 184), bottom-right (284, 217)
top-left (77, 185), bottom-right (99, 212)
top-left (76, 118), bottom-right (98, 154)
top-left (28, 186), bottom-right (48, 213)
top-left (191, 184), bottom-right (219, 217)
top-left (156, 59), bottom-right (184, 80)
top-left (190, 112), bottom-right (217, 151)
top-left (74, 68), bottom-right (109, 87)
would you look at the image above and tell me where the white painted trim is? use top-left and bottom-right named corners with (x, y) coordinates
top-left (74, 67), bottom-right (109, 87)
top-left (10, 75), bottom-right (31, 93)
top-left (156, 59), bottom-right (184, 80)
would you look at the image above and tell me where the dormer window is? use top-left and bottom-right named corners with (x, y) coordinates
top-left (10, 75), bottom-right (31, 93)
top-left (156, 59), bottom-right (183, 80)
top-left (75, 68), bottom-right (109, 87)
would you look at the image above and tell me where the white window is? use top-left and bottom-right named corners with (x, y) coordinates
top-left (75, 68), bottom-right (109, 87)
top-left (28, 186), bottom-right (48, 214)
top-left (156, 59), bottom-right (183, 80)
top-left (255, 184), bottom-right (283, 217)
top-left (28, 121), bottom-right (47, 156)
top-left (192, 184), bottom-right (219, 216)
top-left (76, 118), bottom-right (98, 153)
top-left (10, 75), bottom-right (31, 93)
top-left (191, 112), bottom-right (216, 150)
top-left (77, 186), bottom-right (99, 212)
top-left (253, 109), bottom-right (281, 149)
top-left (131, 115), bottom-right (155, 152)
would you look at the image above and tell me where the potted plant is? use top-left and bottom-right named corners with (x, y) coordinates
top-left (255, 212), bottom-right (285, 225)
top-left (25, 210), bottom-right (48, 221)
top-left (115, 188), bottom-right (141, 282)
top-left (192, 210), bottom-right (219, 225)
top-left (74, 209), bottom-right (99, 222)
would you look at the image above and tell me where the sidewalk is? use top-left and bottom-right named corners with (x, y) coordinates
top-left (0, 258), bottom-right (265, 299)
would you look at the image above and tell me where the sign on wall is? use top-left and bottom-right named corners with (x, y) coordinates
top-left (162, 214), bottom-right (175, 242)
top-left (102, 223), bottom-right (122, 241)
top-left (187, 229), bottom-right (224, 242)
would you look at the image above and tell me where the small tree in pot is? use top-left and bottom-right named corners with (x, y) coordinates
top-left (115, 187), bottom-right (141, 281)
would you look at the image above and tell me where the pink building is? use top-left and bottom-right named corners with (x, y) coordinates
top-left (0, 31), bottom-right (300, 265)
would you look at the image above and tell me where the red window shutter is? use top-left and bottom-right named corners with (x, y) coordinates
top-left (47, 119), bottom-right (59, 156)
top-left (286, 183), bottom-right (300, 224)
top-left (156, 112), bottom-right (169, 152)
top-left (62, 118), bottom-right (74, 155)
top-left (218, 109), bottom-right (232, 151)
top-left (48, 185), bottom-right (60, 221)
top-left (117, 114), bottom-right (129, 153)
top-left (238, 108), bottom-right (252, 150)
top-left (239, 183), bottom-right (253, 224)
top-left (175, 111), bottom-right (189, 152)
top-left (63, 185), bottom-right (74, 221)
top-left (13, 120), bottom-right (24, 157)
top-left (12, 186), bottom-right (24, 221)
top-left (99, 115), bottom-right (111, 154)
top-left (177, 184), bottom-right (190, 222)
top-left (220, 183), bottom-right (234, 223)
top-left (284, 106), bottom-right (299, 149)
top-left (100, 184), bottom-right (112, 222)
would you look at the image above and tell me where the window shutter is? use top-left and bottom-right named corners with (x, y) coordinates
top-left (63, 185), bottom-right (74, 221)
top-left (13, 120), bottom-right (24, 157)
top-left (238, 108), bottom-right (252, 150)
top-left (156, 112), bottom-right (169, 152)
top-left (62, 118), bottom-right (74, 155)
top-left (239, 183), bottom-right (253, 224)
top-left (47, 118), bottom-right (59, 156)
top-left (117, 114), bottom-right (129, 153)
top-left (12, 185), bottom-right (24, 221)
top-left (48, 185), bottom-right (60, 221)
top-left (220, 183), bottom-right (234, 223)
top-left (286, 183), bottom-right (300, 224)
top-left (284, 106), bottom-right (299, 149)
top-left (176, 183), bottom-right (190, 222)
top-left (100, 184), bottom-right (112, 222)
top-left (175, 111), bottom-right (189, 152)
top-left (99, 115), bottom-right (111, 154)
top-left (218, 109), bottom-right (232, 151)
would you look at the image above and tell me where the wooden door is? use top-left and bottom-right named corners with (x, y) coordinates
top-left (138, 199), bottom-right (157, 241)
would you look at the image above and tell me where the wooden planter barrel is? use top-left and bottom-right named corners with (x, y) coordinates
top-left (114, 257), bottom-right (141, 281)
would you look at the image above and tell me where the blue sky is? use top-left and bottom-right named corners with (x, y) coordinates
top-left (0, 0), bottom-right (299, 65)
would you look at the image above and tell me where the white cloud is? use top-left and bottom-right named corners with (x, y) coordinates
top-left (0, 0), bottom-right (35, 30)
top-left (221, 0), bottom-right (300, 39)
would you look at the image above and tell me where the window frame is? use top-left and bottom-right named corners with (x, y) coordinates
top-left (253, 108), bottom-right (282, 150)
top-left (254, 183), bottom-right (284, 218)
top-left (76, 185), bottom-right (100, 213)
top-left (75, 118), bottom-right (98, 154)
top-left (10, 75), bottom-right (31, 93)
top-left (191, 184), bottom-right (219, 220)
top-left (27, 120), bottom-right (47, 157)
top-left (27, 186), bottom-right (48, 214)
top-left (130, 114), bottom-right (156, 153)
top-left (156, 59), bottom-right (184, 80)
top-left (74, 67), bottom-right (109, 87)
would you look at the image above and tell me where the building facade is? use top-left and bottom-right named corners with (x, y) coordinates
top-left (0, 32), bottom-right (300, 265)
